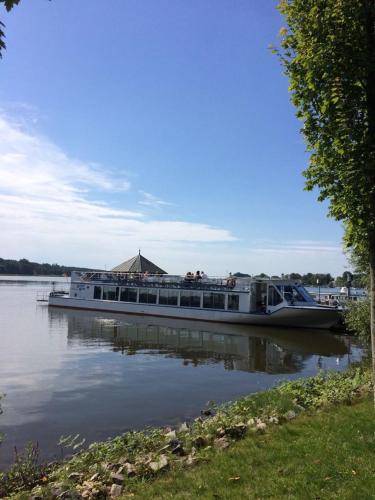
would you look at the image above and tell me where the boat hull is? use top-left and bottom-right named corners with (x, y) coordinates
top-left (48, 296), bottom-right (341, 329)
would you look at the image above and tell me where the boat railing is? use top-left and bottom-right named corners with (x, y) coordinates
top-left (49, 290), bottom-right (69, 297)
top-left (76, 272), bottom-right (303, 292)
top-left (36, 291), bottom-right (49, 302)
top-left (77, 272), bottom-right (252, 291)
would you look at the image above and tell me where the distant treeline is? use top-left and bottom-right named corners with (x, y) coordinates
top-left (233, 272), bottom-right (364, 288)
top-left (0, 258), bottom-right (364, 286)
top-left (0, 258), bottom-right (96, 276)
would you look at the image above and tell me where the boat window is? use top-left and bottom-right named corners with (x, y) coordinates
top-left (228, 294), bottom-right (239, 310)
top-left (120, 287), bottom-right (137, 302)
top-left (180, 291), bottom-right (201, 308)
top-left (158, 289), bottom-right (168, 305)
top-left (158, 289), bottom-right (178, 306)
top-left (102, 286), bottom-right (119, 301)
top-left (94, 286), bottom-right (102, 299)
top-left (203, 292), bottom-right (225, 309)
top-left (277, 285), bottom-right (309, 304)
top-left (295, 286), bottom-right (314, 302)
top-left (139, 288), bottom-right (157, 304)
top-left (268, 286), bottom-right (283, 306)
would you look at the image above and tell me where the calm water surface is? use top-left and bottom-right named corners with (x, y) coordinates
top-left (0, 276), bottom-right (364, 468)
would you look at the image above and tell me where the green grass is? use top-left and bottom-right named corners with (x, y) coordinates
top-left (3, 366), bottom-right (373, 498)
top-left (127, 397), bottom-right (375, 500)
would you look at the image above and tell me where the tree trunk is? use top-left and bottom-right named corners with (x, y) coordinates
top-left (365, 0), bottom-right (375, 405)
top-left (370, 239), bottom-right (375, 405)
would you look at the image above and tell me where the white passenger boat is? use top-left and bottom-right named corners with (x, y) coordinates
top-left (48, 268), bottom-right (341, 330)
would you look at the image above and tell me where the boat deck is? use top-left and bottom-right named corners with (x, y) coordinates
top-left (80, 274), bottom-right (242, 291)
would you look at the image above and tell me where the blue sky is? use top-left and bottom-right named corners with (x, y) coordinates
top-left (0, 0), bottom-right (348, 275)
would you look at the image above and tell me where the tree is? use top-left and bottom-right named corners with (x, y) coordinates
top-left (277, 0), bottom-right (375, 401)
top-left (0, 0), bottom-right (21, 57)
top-left (0, 393), bottom-right (3, 445)
top-left (289, 272), bottom-right (302, 281)
top-left (256, 273), bottom-right (270, 279)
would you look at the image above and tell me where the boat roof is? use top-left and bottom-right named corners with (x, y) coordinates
top-left (111, 252), bottom-right (167, 274)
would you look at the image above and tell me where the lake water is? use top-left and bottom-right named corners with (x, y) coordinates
top-left (0, 276), bottom-right (364, 469)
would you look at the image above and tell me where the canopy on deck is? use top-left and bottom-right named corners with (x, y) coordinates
top-left (111, 253), bottom-right (167, 274)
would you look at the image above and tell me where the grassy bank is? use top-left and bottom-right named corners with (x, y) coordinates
top-left (129, 396), bottom-right (375, 499)
top-left (1, 365), bottom-right (373, 499)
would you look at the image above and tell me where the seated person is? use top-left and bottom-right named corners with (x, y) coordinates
top-left (329, 295), bottom-right (339, 307)
top-left (226, 272), bottom-right (236, 288)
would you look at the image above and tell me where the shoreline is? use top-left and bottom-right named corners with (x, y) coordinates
top-left (1, 362), bottom-right (372, 498)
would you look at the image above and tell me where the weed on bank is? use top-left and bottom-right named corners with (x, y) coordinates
top-left (0, 365), bottom-right (372, 499)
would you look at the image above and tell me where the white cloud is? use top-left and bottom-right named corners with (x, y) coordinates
top-left (0, 115), bottom-right (236, 270)
top-left (138, 190), bottom-right (174, 208)
top-left (0, 118), bottom-right (132, 195)
top-left (0, 112), bottom-right (348, 275)
top-left (248, 240), bottom-right (342, 255)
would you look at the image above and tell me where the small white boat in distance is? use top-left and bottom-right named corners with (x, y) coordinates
top-left (48, 271), bottom-right (341, 330)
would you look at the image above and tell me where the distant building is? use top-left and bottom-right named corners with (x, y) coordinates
top-left (111, 252), bottom-right (167, 274)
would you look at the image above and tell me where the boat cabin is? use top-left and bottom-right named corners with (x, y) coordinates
top-left (68, 272), bottom-right (316, 315)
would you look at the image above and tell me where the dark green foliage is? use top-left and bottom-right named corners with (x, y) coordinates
top-left (0, 442), bottom-right (49, 497)
top-left (2, 366), bottom-right (371, 497)
top-left (0, 394), bottom-right (3, 446)
top-left (130, 397), bottom-right (375, 499)
top-left (335, 272), bottom-right (367, 288)
top-left (233, 273), bottom-right (342, 285)
top-left (277, 0), bottom-right (375, 391)
top-left (288, 272), bottom-right (302, 280)
top-left (255, 273), bottom-right (270, 279)
top-left (279, 367), bottom-right (370, 407)
top-left (0, 0), bottom-right (21, 57)
top-left (0, 20), bottom-right (5, 56)
top-left (277, 0), bottom-right (375, 253)
top-left (344, 298), bottom-right (371, 345)
top-left (301, 273), bottom-right (333, 286)
top-left (0, 1), bottom-right (51, 58)
top-left (283, 273), bottom-right (334, 286)
top-left (0, 257), bottom-right (98, 276)
top-left (1, 0), bottom-right (21, 12)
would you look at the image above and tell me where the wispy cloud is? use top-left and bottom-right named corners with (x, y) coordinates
top-left (0, 114), bottom-right (236, 269)
top-left (0, 112), bottom-right (346, 275)
top-left (138, 190), bottom-right (174, 208)
top-left (248, 240), bottom-right (341, 255)
top-left (0, 118), bottom-right (132, 195)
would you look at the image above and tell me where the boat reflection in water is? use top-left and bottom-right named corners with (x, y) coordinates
top-left (0, 280), bottom-right (363, 471)
top-left (49, 307), bottom-right (355, 376)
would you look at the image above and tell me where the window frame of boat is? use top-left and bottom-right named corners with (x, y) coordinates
top-left (139, 288), bottom-right (157, 304)
top-left (180, 290), bottom-right (202, 308)
top-left (102, 285), bottom-right (119, 301)
top-left (93, 285), bottom-right (102, 300)
top-left (158, 289), bottom-right (179, 306)
top-left (276, 284), bottom-right (310, 305)
top-left (227, 294), bottom-right (240, 311)
top-left (120, 287), bottom-right (138, 303)
top-left (294, 285), bottom-right (315, 303)
top-left (267, 285), bottom-right (284, 307)
top-left (203, 292), bottom-right (225, 310)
